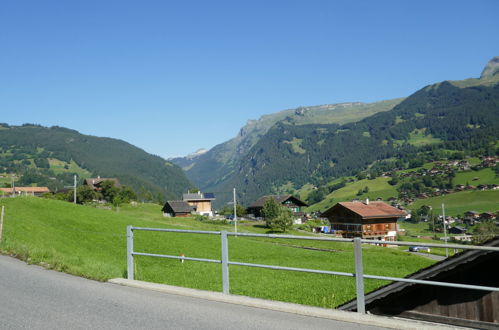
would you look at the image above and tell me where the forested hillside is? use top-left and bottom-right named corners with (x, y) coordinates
top-left (0, 125), bottom-right (193, 200)
top-left (219, 77), bottom-right (499, 205)
top-left (171, 99), bottom-right (403, 195)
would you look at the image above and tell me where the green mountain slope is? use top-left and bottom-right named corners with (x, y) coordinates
top-left (171, 99), bottom-right (403, 195)
top-left (217, 65), bottom-right (499, 205)
top-left (0, 125), bottom-right (193, 199)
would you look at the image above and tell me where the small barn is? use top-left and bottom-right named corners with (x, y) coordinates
top-left (321, 200), bottom-right (406, 241)
top-left (162, 201), bottom-right (194, 217)
top-left (339, 237), bottom-right (499, 328)
top-left (247, 195), bottom-right (308, 218)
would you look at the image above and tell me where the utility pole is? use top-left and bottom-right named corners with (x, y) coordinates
top-left (74, 175), bottom-right (77, 204)
top-left (233, 188), bottom-right (237, 234)
top-left (442, 203), bottom-right (448, 257)
top-left (11, 175), bottom-right (15, 196)
top-left (0, 206), bottom-right (4, 242)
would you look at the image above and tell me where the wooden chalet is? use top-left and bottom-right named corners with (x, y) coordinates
top-left (449, 226), bottom-right (467, 235)
top-left (161, 200), bottom-right (194, 217)
top-left (480, 212), bottom-right (496, 220)
top-left (321, 200), bottom-right (406, 241)
top-left (183, 192), bottom-right (215, 217)
top-left (0, 187), bottom-right (50, 196)
top-left (339, 237), bottom-right (499, 328)
top-left (247, 195), bottom-right (308, 218)
top-left (83, 177), bottom-right (120, 192)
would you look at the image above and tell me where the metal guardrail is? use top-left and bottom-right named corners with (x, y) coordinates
top-left (126, 226), bottom-right (499, 313)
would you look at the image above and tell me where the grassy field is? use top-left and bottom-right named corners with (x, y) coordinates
top-left (0, 197), bottom-right (434, 308)
top-left (48, 159), bottom-right (92, 177)
top-left (454, 168), bottom-right (499, 186)
top-left (407, 128), bottom-right (442, 146)
top-left (307, 177), bottom-right (398, 212)
top-left (410, 190), bottom-right (499, 216)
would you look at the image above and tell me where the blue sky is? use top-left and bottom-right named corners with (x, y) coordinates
top-left (1, 0), bottom-right (498, 158)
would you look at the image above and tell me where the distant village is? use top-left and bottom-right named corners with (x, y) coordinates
top-left (1, 155), bottom-right (498, 245)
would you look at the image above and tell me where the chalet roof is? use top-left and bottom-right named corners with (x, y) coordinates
top-left (249, 195), bottom-right (308, 208)
top-left (0, 187), bottom-right (50, 193)
top-left (162, 200), bottom-right (194, 213)
top-left (182, 192), bottom-right (216, 201)
top-left (83, 178), bottom-right (120, 189)
top-left (322, 201), bottom-right (406, 219)
top-left (338, 236), bottom-right (499, 311)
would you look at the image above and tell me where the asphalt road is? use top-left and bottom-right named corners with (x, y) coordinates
top-left (407, 250), bottom-right (446, 261)
top-left (0, 255), bottom-right (387, 330)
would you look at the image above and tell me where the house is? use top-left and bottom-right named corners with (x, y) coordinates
top-left (246, 195), bottom-right (308, 218)
top-left (338, 237), bottom-right (499, 328)
top-left (448, 226), bottom-right (466, 235)
top-left (183, 192), bottom-right (215, 217)
top-left (161, 200), bottom-right (194, 217)
top-left (480, 212), bottom-right (496, 221)
top-left (464, 211), bottom-right (480, 220)
top-left (0, 186), bottom-right (50, 196)
top-left (83, 177), bottom-right (120, 192)
top-left (321, 200), bottom-right (406, 241)
top-left (452, 234), bottom-right (473, 242)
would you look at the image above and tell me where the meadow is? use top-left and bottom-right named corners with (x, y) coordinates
top-left (0, 197), bottom-right (434, 308)
top-left (307, 177), bottom-right (398, 212)
top-left (411, 190), bottom-right (499, 216)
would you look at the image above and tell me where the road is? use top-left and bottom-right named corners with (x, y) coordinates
top-left (407, 251), bottom-right (446, 261)
top-left (0, 255), bottom-right (386, 330)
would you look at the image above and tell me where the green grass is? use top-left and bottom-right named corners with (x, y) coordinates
top-left (454, 168), bottom-right (499, 186)
top-left (0, 197), bottom-right (434, 308)
top-left (407, 128), bottom-right (441, 146)
top-left (284, 138), bottom-right (306, 154)
top-left (307, 177), bottom-right (398, 212)
top-left (411, 190), bottom-right (499, 216)
top-left (49, 159), bottom-right (92, 177)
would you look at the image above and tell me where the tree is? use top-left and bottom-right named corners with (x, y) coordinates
top-left (472, 220), bottom-right (499, 244)
top-left (270, 207), bottom-right (293, 232)
top-left (118, 186), bottom-right (136, 203)
top-left (100, 180), bottom-right (119, 203)
top-left (388, 175), bottom-right (399, 186)
top-left (76, 185), bottom-right (100, 204)
top-left (219, 204), bottom-right (246, 217)
top-left (262, 197), bottom-right (281, 228)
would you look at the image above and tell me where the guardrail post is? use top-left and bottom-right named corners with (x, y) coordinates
top-left (354, 237), bottom-right (365, 313)
top-left (221, 230), bottom-right (230, 294)
top-left (127, 226), bottom-right (134, 280)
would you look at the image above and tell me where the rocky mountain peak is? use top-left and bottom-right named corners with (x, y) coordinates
top-left (480, 56), bottom-right (499, 78)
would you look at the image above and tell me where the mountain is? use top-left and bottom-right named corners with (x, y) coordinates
top-left (0, 124), bottom-right (193, 200)
top-left (481, 56), bottom-right (499, 79)
top-left (173, 57), bottom-right (499, 206)
top-left (171, 99), bottom-right (404, 196)
top-left (231, 79), bottom-right (499, 204)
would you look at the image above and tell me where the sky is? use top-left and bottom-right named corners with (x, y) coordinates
top-left (1, 0), bottom-right (498, 158)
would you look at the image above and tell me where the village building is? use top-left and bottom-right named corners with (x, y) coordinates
top-left (182, 192), bottom-right (216, 217)
top-left (338, 237), bottom-right (499, 328)
top-left (83, 177), bottom-right (120, 192)
top-left (321, 200), bottom-right (406, 241)
top-left (448, 226), bottom-right (467, 235)
top-left (161, 200), bottom-right (194, 217)
top-left (464, 211), bottom-right (480, 220)
top-left (0, 186), bottom-right (50, 196)
top-left (480, 212), bottom-right (496, 221)
top-left (246, 195), bottom-right (308, 218)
